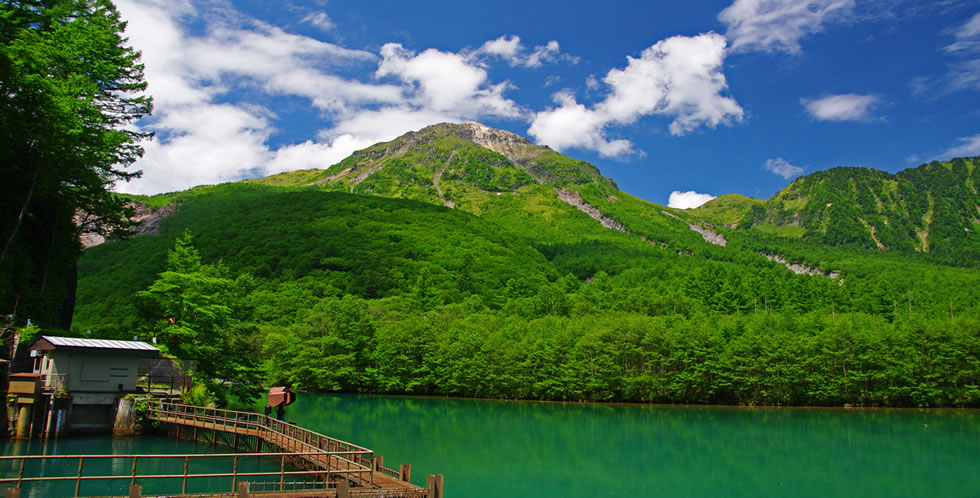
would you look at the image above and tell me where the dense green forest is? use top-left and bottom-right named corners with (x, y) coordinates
top-left (73, 169), bottom-right (980, 406)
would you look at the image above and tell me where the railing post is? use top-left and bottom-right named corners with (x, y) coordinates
top-left (237, 481), bottom-right (250, 498)
top-left (336, 479), bottom-right (350, 498)
top-left (182, 456), bottom-right (189, 494)
top-left (400, 464), bottom-right (411, 483)
top-left (128, 483), bottom-right (142, 498)
top-left (130, 456), bottom-right (138, 487)
top-left (5, 487), bottom-right (21, 498)
top-left (232, 455), bottom-right (239, 492)
top-left (374, 455), bottom-right (383, 471)
top-left (74, 457), bottom-right (84, 497)
top-left (279, 455), bottom-right (286, 491)
top-left (426, 474), bottom-right (444, 498)
top-left (16, 458), bottom-right (24, 490)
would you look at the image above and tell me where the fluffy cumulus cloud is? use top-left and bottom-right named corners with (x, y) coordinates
top-left (719, 0), bottom-right (854, 54)
top-left (801, 93), bottom-right (880, 121)
top-left (528, 91), bottom-right (635, 157)
top-left (112, 0), bottom-right (529, 194)
top-left (301, 11), bottom-right (335, 32)
top-left (476, 35), bottom-right (573, 67)
top-left (376, 43), bottom-right (522, 118)
top-left (528, 33), bottom-right (743, 158)
top-left (764, 157), bottom-right (804, 179)
top-left (668, 191), bottom-right (717, 209)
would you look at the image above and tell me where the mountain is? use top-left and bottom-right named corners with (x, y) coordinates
top-left (694, 158), bottom-right (980, 263)
top-left (70, 123), bottom-right (980, 407)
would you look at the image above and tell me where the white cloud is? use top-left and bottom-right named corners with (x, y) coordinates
top-left (328, 108), bottom-right (462, 140)
top-left (585, 75), bottom-right (600, 90)
top-left (528, 33), bottom-right (743, 157)
top-left (719, 0), bottom-right (855, 54)
top-left (915, 12), bottom-right (980, 96)
top-left (944, 12), bottom-right (980, 54)
top-left (112, 0), bottom-right (529, 195)
top-left (764, 157), bottom-right (804, 179)
top-left (600, 33), bottom-right (744, 135)
top-left (478, 35), bottom-right (522, 59)
top-left (132, 104), bottom-right (275, 193)
top-left (938, 134), bottom-right (980, 159)
top-left (527, 92), bottom-right (635, 158)
top-left (801, 93), bottom-right (880, 121)
top-left (526, 41), bottom-right (562, 67)
top-left (377, 43), bottom-right (522, 119)
top-left (301, 11), bottom-right (334, 32)
top-left (668, 191), bottom-right (717, 209)
top-left (476, 35), bottom-right (573, 68)
top-left (266, 134), bottom-right (377, 175)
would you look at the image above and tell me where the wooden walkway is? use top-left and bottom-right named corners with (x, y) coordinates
top-left (146, 401), bottom-right (438, 497)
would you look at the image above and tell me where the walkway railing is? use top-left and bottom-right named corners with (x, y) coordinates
top-left (147, 400), bottom-right (376, 476)
top-left (40, 373), bottom-right (68, 392)
top-left (0, 400), bottom-right (437, 497)
top-left (0, 451), bottom-right (355, 496)
top-left (137, 374), bottom-right (192, 395)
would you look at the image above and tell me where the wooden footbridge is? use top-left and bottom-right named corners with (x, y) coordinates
top-left (0, 400), bottom-right (443, 497)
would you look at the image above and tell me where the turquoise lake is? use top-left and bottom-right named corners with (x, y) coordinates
top-left (4, 394), bottom-right (980, 496)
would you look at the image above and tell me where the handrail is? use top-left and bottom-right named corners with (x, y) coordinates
top-left (137, 374), bottom-right (192, 394)
top-left (145, 400), bottom-right (379, 488)
top-left (40, 373), bottom-right (68, 392)
top-left (0, 400), bottom-right (429, 496)
top-left (0, 451), bottom-right (364, 496)
top-left (148, 400), bottom-right (373, 456)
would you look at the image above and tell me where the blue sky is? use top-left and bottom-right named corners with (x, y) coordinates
top-left (115, 0), bottom-right (980, 208)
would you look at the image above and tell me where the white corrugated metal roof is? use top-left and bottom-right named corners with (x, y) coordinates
top-left (40, 336), bottom-right (159, 352)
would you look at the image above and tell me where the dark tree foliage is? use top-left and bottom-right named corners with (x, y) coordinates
top-left (0, 0), bottom-right (151, 327)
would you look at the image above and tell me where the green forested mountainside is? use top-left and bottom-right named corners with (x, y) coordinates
top-left (694, 157), bottom-right (980, 265)
top-left (76, 184), bottom-right (980, 406)
top-left (73, 123), bottom-right (980, 407)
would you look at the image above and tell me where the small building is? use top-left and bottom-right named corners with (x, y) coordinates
top-left (28, 336), bottom-right (160, 434)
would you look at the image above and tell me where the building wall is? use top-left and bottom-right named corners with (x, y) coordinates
top-left (40, 351), bottom-right (143, 394)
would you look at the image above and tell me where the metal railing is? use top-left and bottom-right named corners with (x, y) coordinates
top-left (0, 400), bottom-right (429, 497)
top-left (40, 373), bottom-right (68, 392)
top-left (0, 451), bottom-right (361, 497)
top-left (136, 374), bottom-right (192, 395)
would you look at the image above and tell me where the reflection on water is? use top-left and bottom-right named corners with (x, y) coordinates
top-left (282, 394), bottom-right (980, 497)
top-left (2, 397), bottom-right (978, 497)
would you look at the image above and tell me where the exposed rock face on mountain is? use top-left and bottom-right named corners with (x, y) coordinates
top-left (80, 202), bottom-right (177, 249)
top-left (555, 188), bottom-right (626, 231)
top-left (762, 254), bottom-right (842, 282)
top-left (687, 223), bottom-right (727, 247)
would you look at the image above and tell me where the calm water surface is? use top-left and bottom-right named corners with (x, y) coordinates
top-left (4, 394), bottom-right (980, 497)
top-left (284, 394), bottom-right (980, 497)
